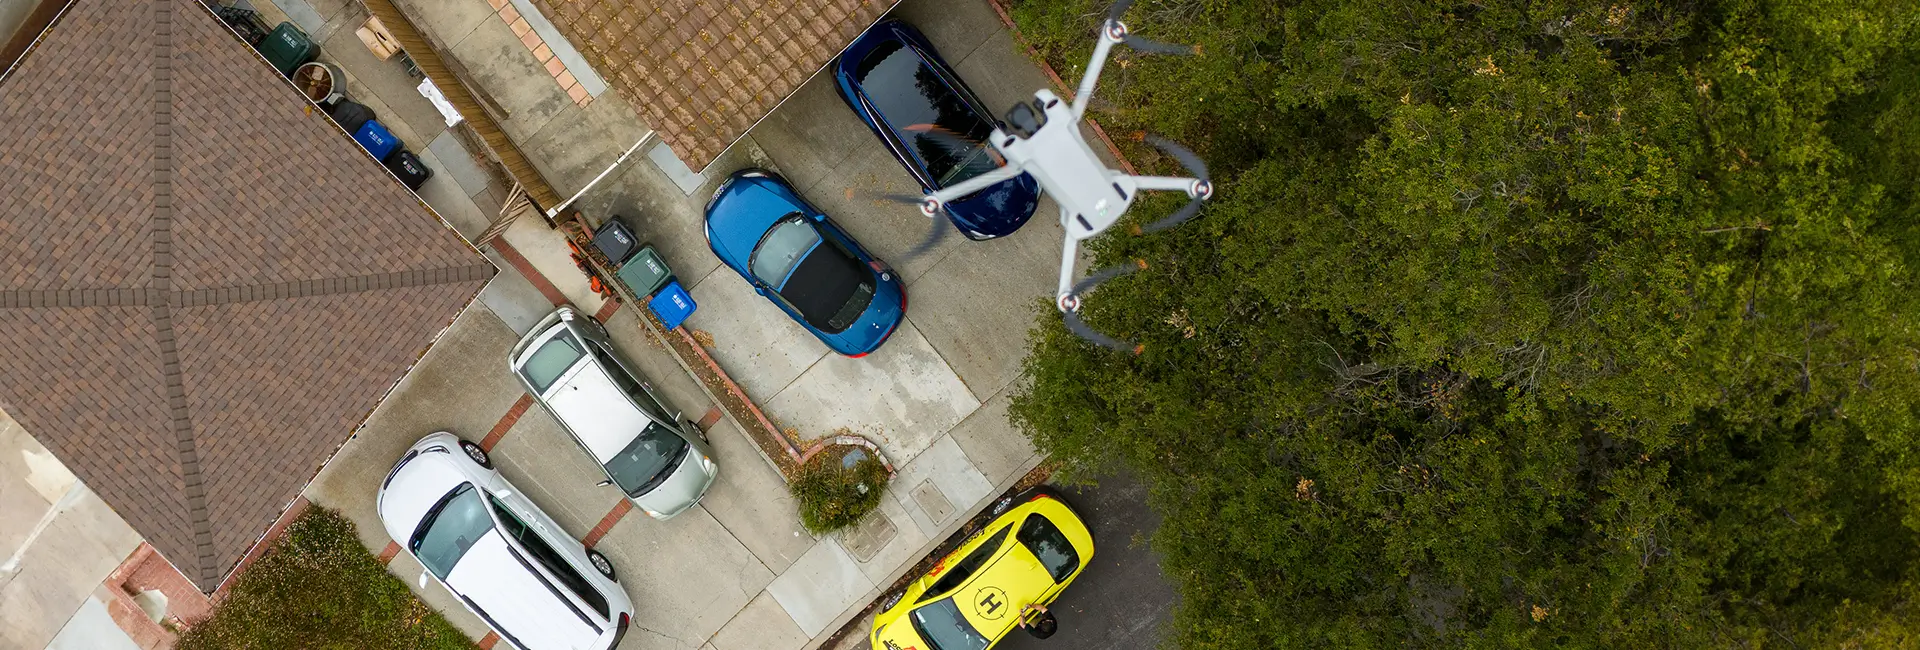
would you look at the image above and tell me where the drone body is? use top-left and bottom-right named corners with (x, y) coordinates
top-left (917, 1), bottom-right (1212, 352)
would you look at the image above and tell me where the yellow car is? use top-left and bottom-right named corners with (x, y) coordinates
top-left (871, 487), bottom-right (1095, 650)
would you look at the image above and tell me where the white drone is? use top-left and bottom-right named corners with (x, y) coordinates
top-left (914, 0), bottom-right (1211, 353)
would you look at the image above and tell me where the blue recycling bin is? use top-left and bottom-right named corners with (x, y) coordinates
top-left (648, 281), bottom-right (697, 330)
top-left (353, 120), bottom-right (400, 161)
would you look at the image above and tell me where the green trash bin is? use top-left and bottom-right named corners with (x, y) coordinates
top-left (257, 22), bottom-right (316, 77)
top-left (615, 245), bottom-right (674, 298)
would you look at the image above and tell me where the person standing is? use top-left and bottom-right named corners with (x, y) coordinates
top-left (1019, 603), bottom-right (1058, 639)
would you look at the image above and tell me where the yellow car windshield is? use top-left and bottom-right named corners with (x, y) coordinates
top-left (909, 598), bottom-right (988, 650)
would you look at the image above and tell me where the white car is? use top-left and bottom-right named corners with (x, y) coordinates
top-left (509, 306), bottom-right (719, 519)
top-left (378, 432), bottom-right (634, 650)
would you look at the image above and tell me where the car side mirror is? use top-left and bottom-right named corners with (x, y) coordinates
top-left (597, 479), bottom-right (615, 487)
top-left (417, 572), bottom-right (429, 589)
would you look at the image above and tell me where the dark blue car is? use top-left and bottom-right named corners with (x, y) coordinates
top-left (834, 19), bottom-right (1040, 239)
top-left (704, 170), bottom-right (907, 357)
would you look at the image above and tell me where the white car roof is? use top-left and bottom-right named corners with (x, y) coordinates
top-left (447, 532), bottom-right (606, 650)
top-left (546, 359), bottom-right (655, 462)
top-left (377, 449), bottom-right (469, 546)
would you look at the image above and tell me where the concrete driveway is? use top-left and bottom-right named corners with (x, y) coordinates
top-left (680, 0), bottom-right (1113, 471)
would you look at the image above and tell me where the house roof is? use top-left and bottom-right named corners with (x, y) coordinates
top-left (528, 0), bottom-right (894, 170)
top-left (0, 0), bottom-right (492, 591)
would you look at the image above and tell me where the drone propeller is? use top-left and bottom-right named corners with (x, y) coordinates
top-left (1107, 0), bottom-right (1200, 56)
top-left (1059, 259), bottom-right (1150, 354)
top-left (1134, 134), bottom-right (1214, 235)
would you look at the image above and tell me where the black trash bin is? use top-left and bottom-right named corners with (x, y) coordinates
top-left (326, 99), bottom-right (374, 133)
top-left (593, 218), bottom-right (640, 264)
top-left (384, 150), bottom-right (433, 190)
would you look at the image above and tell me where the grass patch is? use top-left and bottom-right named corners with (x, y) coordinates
top-left (790, 447), bottom-right (891, 535)
top-left (178, 506), bottom-right (476, 650)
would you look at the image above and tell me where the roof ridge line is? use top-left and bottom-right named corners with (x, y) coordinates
top-left (147, 0), bottom-right (219, 589)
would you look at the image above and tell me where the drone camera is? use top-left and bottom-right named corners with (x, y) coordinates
top-left (1004, 99), bottom-right (1048, 140)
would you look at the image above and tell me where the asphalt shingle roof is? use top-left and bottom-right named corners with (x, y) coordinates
top-left (0, 0), bottom-right (492, 590)
top-left (529, 0), bottom-right (894, 170)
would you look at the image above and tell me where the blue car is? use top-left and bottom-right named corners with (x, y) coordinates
top-left (834, 19), bottom-right (1040, 239)
top-left (704, 170), bottom-right (907, 357)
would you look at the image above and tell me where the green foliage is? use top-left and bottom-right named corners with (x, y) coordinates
top-left (178, 506), bottom-right (476, 650)
top-left (790, 450), bottom-right (891, 534)
top-left (1005, 0), bottom-right (1920, 647)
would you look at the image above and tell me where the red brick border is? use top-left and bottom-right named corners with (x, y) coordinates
top-left (695, 406), bottom-right (723, 432)
top-left (490, 239), bottom-right (569, 306)
top-left (581, 500), bottom-right (634, 549)
top-left (593, 296), bottom-right (621, 323)
top-left (481, 394), bottom-right (534, 453)
top-left (378, 541), bottom-right (403, 565)
top-left (212, 495), bottom-right (311, 602)
top-left (478, 631), bottom-right (501, 649)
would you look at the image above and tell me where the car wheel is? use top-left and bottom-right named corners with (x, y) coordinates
top-left (989, 495), bottom-right (1014, 516)
top-left (878, 590), bottom-right (904, 611)
top-left (458, 440), bottom-right (493, 469)
top-left (689, 420), bottom-right (707, 442)
top-left (587, 549), bottom-right (616, 580)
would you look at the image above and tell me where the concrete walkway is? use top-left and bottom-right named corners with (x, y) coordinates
top-left (0, 409), bottom-right (145, 650)
top-left (276, 0), bottom-right (1059, 648)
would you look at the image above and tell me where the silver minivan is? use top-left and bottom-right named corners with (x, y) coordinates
top-left (509, 306), bottom-right (718, 519)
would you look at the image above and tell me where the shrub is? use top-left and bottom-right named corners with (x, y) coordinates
top-left (178, 506), bottom-right (476, 650)
top-left (790, 449), bottom-right (891, 535)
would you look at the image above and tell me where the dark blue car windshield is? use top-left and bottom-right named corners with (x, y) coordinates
top-left (856, 40), bottom-right (999, 188)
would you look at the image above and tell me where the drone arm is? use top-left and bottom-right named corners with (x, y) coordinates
top-left (925, 162), bottom-right (1028, 211)
top-left (1071, 24), bottom-right (1122, 119)
top-left (1131, 175), bottom-right (1206, 195)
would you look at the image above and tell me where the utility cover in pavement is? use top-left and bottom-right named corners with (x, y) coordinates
top-left (839, 508), bottom-right (897, 563)
top-left (910, 479), bottom-right (955, 525)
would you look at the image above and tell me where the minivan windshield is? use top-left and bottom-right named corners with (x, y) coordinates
top-left (411, 484), bottom-right (494, 579)
top-left (521, 333), bottom-right (584, 393)
top-left (605, 422), bottom-right (689, 497)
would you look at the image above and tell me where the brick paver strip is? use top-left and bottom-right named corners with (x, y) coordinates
top-left (0, 0), bottom-right (492, 592)
top-left (378, 541), bottom-right (403, 565)
top-left (696, 406), bottom-right (723, 432)
top-left (581, 499), bottom-right (633, 549)
top-left (480, 394), bottom-right (534, 453)
top-left (490, 239), bottom-right (570, 307)
top-left (592, 295), bottom-right (621, 323)
top-left (478, 631), bottom-right (501, 650)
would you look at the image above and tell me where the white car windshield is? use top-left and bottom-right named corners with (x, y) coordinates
top-left (411, 484), bottom-right (494, 579)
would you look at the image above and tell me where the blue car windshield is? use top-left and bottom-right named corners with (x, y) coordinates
top-left (751, 215), bottom-right (873, 334)
top-left (856, 41), bottom-right (1000, 188)
top-left (750, 215), bottom-right (821, 289)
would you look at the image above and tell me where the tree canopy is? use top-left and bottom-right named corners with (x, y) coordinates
top-left (1005, 0), bottom-right (1920, 646)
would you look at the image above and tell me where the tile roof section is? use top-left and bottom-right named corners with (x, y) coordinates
top-left (0, 0), bottom-right (493, 591)
top-left (527, 0), bottom-right (894, 170)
